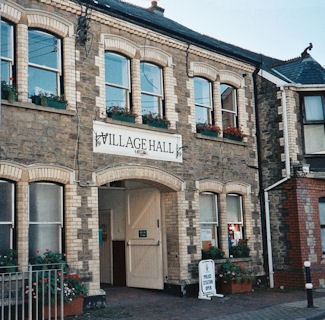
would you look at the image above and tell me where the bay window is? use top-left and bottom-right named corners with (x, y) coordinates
top-left (1, 20), bottom-right (14, 85)
top-left (29, 182), bottom-right (63, 257)
top-left (105, 52), bottom-right (130, 110)
top-left (303, 95), bottom-right (325, 154)
top-left (319, 198), bottom-right (325, 254)
top-left (140, 62), bottom-right (164, 116)
top-left (199, 192), bottom-right (219, 249)
top-left (194, 77), bottom-right (212, 125)
top-left (0, 180), bottom-right (15, 255)
top-left (226, 194), bottom-right (243, 247)
top-left (28, 30), bottom-right (61, 97)
top-left (221, 84), bottom-right (238, 128)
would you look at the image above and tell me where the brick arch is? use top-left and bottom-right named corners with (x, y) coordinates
top-left (224, 181), bottom-right (251, 196)
top-left (27, 10), bottom-right (74, 37)
top-left (219, 70), bottom-right (243, 88)
top-left (1, 1), bottom-right (23, 23)
top-left (140, 46), bottom-right (172, 67)
top-left (191, 62), bottom-right (218, 82)
top-left (0, 161), bottom-right (24, 182)
top-left (95, 165), bottom-right (184, 192)
top-left (102, 34), bottom-right (139, 58)
top-left (27, 164), bottom-right (74, 184)
top-left (198, 179), bottom-right (223, 194)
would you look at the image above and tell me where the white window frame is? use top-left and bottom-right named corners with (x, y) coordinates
top-left (227, 193), bottom-right (244, 245)
top-left (199, 192), bottom-right (219, 248)
top-left (140, 61), bottom-right (164, 116)
top-left (194, 77), bottom-right (213, 125)
top-left (221, 83), bottom-right (238, 128)
top-left (28, 182), bottom-right (64, 254)
top-left (105, 51), bottom-right (131, 110)
top-left (28, 29), bottom-right (62, 96)
top-left (1, 20), bottom-right (14, 84)
top-left (0, 180), bottom-right (15, 251)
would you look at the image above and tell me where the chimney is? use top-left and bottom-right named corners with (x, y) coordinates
top-left (147, 1), bottom-right (165, 16)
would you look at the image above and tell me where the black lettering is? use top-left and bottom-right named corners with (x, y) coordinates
top-left (125, 137), bottom-right (134, 148)
top-left (156, 141), bottom-right (162, 152)
top-left (119, 135), bottom-right (124, 147)
top-left (141, 139), bottom-right (147, 150)
top-left (149, 140), bottom-right (156, 151)
top-left (134, 138), bottom-right (141, 149)
top-left (112, 134), bottom-right (119, 146)
top-left (168, 143), bottom-right (174, 154)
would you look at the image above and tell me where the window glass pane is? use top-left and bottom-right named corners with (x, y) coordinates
top-left (29, 183), bottom-right (62, 223)
top-left (28, 30), bottom-right (58, 69)
top-left (200, 225), bottom-right (217, 249)
top-left (1, 60), bottom-right (10, 83)
top-left (199, 193), bottom-right (217, 223)
top-left (140, 63), bottom-right (161, 95)
top-left (105, 52), bottom-right (129, 87)
top-left (319, 200), bottom-right (325, 225)
top-left (221, 84), bottom-right (236, 112)
top-left (106, 85), bottom-right (127, 109)
top-left (29, 225), bottom-right (60, 256)
top-left (0, 225), bottom-right (11, 255)
top-left (226, 195), bottom-right (242, 223)
top-left (1, 21), bottom-right (12, 59)
top-left (304, 125), bottom-right (325, 154)
top-left (222, 111), bottom-right (236, 128)
top-left (141, 94), bottom-right (159, 115)
top-left (28, 66), bottom-right (58, 97)
top-left (305, 96), bottom-right (324, 121)
top-left (0, 180), bottom-right (13, 222)
top-left (195, 106), bottom-right (209, 124)
top-left (194, 78), bottom-right (211, 106)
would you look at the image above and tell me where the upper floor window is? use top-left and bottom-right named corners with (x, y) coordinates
top-left (105, 52), bottom-right (130, 111)
top-left (0, 180), bottom-right (14, 255)
top-left (28, 30), bottom-right (61, 97)
top-left (221, 84), bottom-right (238, 128)
top-left (303, 95), bottom-right (325, 154)
top-left (199, 192), bottom-right (219, 249)
top-left (194, 77), bottom-right (212, 125)
top-left (1, 20), bottom-right (14, 84)
top-left (29, 182), bottom-right (63, 257)
top-left (140, 62), bottom-right (164, 116)
top-left (226, 194), bottom-right (243, 247)
top-left (319, 198), bottom-right (325, 254)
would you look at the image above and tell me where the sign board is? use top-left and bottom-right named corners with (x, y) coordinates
top-left (198, 259), bottom-right (223, 300)
top-left (93, 121), bottom-right (183, 163)
top-left (139, 230), bottom-right (147, 238)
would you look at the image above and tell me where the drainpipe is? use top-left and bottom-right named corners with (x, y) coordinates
top-left (264, 87), bottom-right (291, 288)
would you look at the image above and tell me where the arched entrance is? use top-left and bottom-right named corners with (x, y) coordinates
top-left (95, 166), bottom-right (184, 290)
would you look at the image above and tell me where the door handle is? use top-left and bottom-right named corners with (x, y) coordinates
top-left (127, 240), bottom-right (160, 247)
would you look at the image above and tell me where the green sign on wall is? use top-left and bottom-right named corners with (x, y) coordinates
top-left (139, 230), bottom-right (147, 238)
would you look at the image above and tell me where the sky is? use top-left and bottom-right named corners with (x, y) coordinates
top-left (124, 0), bottom-right (325, 66)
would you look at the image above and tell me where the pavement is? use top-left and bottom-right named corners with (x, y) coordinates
top-left (68, 286), bottom-right (325, 320)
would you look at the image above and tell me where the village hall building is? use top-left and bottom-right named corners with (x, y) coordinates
top-left (1, 0), bottom-right (325, 301)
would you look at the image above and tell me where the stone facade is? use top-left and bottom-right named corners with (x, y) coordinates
top-left (0, 0), bottom-right (263, 295)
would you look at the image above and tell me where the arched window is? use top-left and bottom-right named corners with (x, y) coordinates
top-left (226, 194), bottom-right (243, 247)
top-left (28, 30), bottom-right (62, 98)
top-left (140, 62), bottom-right (164, 117)
top-left (1, 20), bottom-right (14, 85)
top-left (105, 52), bottom-right (131, 111)
top-left (0, 180), bottom-right (15, 255)
top-left (29, 182), bottom-right (63, 257)
top-left (194, 77), bottom-right (213, 125)
top-left (319, 198), bottom-right (325, 253)
top-left (199, 192), bottom-right (219, 249)
top-left (220, 84), bottom-right (238, 128)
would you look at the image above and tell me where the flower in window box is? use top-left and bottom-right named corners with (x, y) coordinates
top-left (223, 124), bottom-right (246, 141)
top-left (229, 238), bottom-right (250, 258)
top-left (1, 80), bottom-right (17, 103)
top-left (196, 123), bottom-right (221, 137)
top-left (0, 249), bottom-right (17, 273)
top-left (106, 106), bottom-right (137, 123)
top-left (201, 246), bottom-right (225, 260)
top-left (142, 112), bottom-right (170, 129)
top-left (31, 93), bottom-right (67, 109)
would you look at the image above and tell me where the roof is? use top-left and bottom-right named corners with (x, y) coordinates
top-left (79, 0), bottom-right (325, 85)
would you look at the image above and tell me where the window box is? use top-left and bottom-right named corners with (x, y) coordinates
top-left (31, 95), bottom-right (67, 110)
top-left (198, 129), bottom-right (220, 138)
top-left (196, 124), bottom-right (221, 137)
top-left (142, 117), bottom-right (169, 129)
top-left (111, 113), bottom-right (136, 123)
top-left (219, 280), bottom-right (252, 294)
top-left (223, 133), bottom-right (243, 141)
top-left (1, 82), bottom-right (17, 103)
top-left (42, 297), bottom-right (84, 319)
top-left (223, 125), bottom-right (245, 142)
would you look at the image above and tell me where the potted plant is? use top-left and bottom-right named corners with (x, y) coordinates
top-left (202, 245), bottom-right (225, 260)
top-left (106, 106), bottom-right (137, 123)
top-left (0, 249), bottom-right (17, 273)
top-left (142, 112), bottom-right (169, 129)
top-left (31, 93), bottom-right (67, 109)
top-left (1, 80), bottom-right (17, 103)
top-left (196, 123), bottom-right (221, 137)
top-left (223, 124), bottom-right (245, 141)
top-left (229, 238), bottom-right (250, 258)
top-left (217, 259), bottom-right (255, 294)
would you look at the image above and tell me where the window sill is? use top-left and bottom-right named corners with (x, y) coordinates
top-left (103, 117), bottom-right (177, 134)
top-left (1, 99), bottom-right (76, 116)
top-left (211, 257), bottom-right (252, 264)
top-left (195, 133), bottom-right (247, 146)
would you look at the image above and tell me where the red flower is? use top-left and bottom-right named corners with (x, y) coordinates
top-left (45, 248), bottom-right (50, 251)
top-left (36, 249), bottom-right (40, 254)
top-left (9, 77), bottom-right (14, 81)
top-left (235, 261), bottom-right (239, 265)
